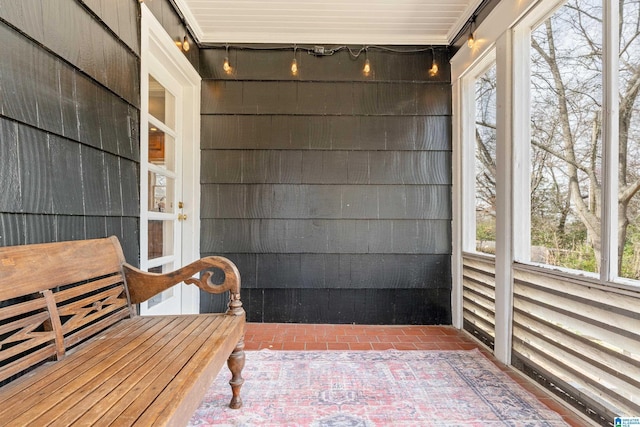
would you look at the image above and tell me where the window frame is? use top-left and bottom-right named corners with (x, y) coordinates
top-left (461, 50), bottom-right (498, 256)
top-left (451, 0), bottom-right (638, 364)
top-left (453, 0), bottom-right (635, 288)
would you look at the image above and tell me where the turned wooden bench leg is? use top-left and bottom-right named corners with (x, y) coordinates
top-left (227, 337), bottom-right (245, 409)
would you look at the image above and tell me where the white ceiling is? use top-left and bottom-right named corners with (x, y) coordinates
top-left (173, 0), bottom-right (482, 45)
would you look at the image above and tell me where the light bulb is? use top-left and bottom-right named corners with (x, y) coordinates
top-left (291, 58), bottom-right (298, 75)
top-left (182, 36), bottom-right (190, 52)
top-left (363, 58), bottom-right (371, 76)
top-left (429, 61), bottom-right (438, 77)
top-left (467, 32), bottom-right (475, 48)
top-left (223, 57), bottom-right (232, 74)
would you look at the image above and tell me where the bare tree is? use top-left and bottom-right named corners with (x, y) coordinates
top-left (530, 0), bottom-right (640, 274)
top-left (475, 65), bottom-right (498, 220)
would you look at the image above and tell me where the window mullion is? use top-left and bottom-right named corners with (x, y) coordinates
top-left (511, 24), bottom-right (531, 263)
top-left (602, 0), bottom-right (619, 282)
top-left (461, 76), bottom-right (477, 253)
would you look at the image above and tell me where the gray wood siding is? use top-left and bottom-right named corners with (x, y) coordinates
top-left (199, 46), bottom-right (452, 324)
top-left (0, 0), bottom-right (141, 262)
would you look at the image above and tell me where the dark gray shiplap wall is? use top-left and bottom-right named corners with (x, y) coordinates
top-left (199, 47), bottom-right (452, 324)
top-left (0, 0), bottom-right (140, 262)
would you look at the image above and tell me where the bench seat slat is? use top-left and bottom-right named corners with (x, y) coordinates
top-left (51, 316), bottom-right (219, 426)
top-left (33, 316), bottom-right (204, 427)
top-left (48, 319), bottom-right (201, 425)
top-left (136, 316), bottom-right (243, 426)
top-left (0, 317), bottom-right (163, 416)
top-left (111, 316), bottom-right (238, 426)
top-left (84, 315), bottom-right (235, 425)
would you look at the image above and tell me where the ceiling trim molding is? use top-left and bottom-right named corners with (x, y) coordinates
top-left (196, 33), bottom-right (450, 46)
top-left (172, 0), bottom-right (205, 42)
top-left (447, 0), bottom-right (484, 44)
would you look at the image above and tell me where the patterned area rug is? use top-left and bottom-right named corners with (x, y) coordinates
top-left (188, 349), bottom-right (567, 426)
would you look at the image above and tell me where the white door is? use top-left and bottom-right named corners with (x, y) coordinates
top-left (140, 6), bottom-right (201, 315)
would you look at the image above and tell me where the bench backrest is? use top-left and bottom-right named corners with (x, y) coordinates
top-left (0, 237), bottom-right (134, 384)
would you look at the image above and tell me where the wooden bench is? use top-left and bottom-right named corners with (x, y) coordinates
top-left (0, 236), bottom-right (245, 426)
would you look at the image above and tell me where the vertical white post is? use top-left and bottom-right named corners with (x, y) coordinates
top-left (461, 77), bottom-right (478, 253)
top-left (511, 25), bottom-right (532, 264)
top-left (602, 0), bottom-right (619, 282)
top-left (493, 30), bottom-right (514, 364)
top-left (451, 80), bottom-right (464, 329)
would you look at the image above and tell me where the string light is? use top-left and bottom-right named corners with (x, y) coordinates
top-left (291, 45), bottom-right (298, 76)
top-left (362, 47), bottom-right (371, 76)
top-left (223, 45), bottom-right (232, 74)
top-left (363, 59), bottom-right (371, 75)
top-left (467, 18), bottom-right (475, 49)
top-left (182, 36), bottom-right (190, 52)
top-left (205, 44), bottom-right (440, 76)
top-left (429, 48), bottom-right (438, 76)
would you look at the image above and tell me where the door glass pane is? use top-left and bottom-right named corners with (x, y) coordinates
top-left (619, 0), bottom-right (640, 280)
top-left (148, 220), bottom-right (174, 259)
top-left (529, 0), bottom-right (602, 273)
top-left (147, 263), bottom-right (176, 308)
top-left (148, 75), bottom-right (175, 130)
top-left (148, 171), bottom-right (175, 213)
top-left (148, 125), bottom-right (175, 171)
top-left (475, 63), bottom-right (497, 255)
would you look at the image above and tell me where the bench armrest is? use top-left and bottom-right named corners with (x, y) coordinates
top-left (123, 256), bottom-right (243, 315)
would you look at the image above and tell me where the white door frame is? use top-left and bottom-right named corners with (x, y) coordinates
top-left (140, 5), bottom-right (202, 314)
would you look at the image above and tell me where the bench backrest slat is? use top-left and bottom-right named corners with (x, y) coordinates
top-left (0, 347), bottom-right (58, 384)
top-left (0, 236), bottom-right (125, 301)
top-left (64, 309), bottom-right (132, 350)
top-left (0, 237), bottom-right (133, 385)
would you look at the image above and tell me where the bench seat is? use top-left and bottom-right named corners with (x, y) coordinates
top-left (0, 314), bottom-right (243, 426)
top-left (0, 237), bottom-right (246, 426)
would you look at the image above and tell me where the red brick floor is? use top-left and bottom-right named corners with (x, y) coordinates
top-left (243, 323), bottom-right (593, 427)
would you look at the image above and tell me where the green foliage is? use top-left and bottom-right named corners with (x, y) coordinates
top-left (530, 216), bottom-right (598, 273)
top-left (476, 218), bottom-right (496, 242)
top-left (621, 221), bottom-right (640, 280)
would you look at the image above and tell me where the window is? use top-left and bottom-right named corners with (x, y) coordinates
top-left (619, 0), bottom-right (640, 280)
top-left (454, 0), bottom-right (640, 287)
top-left (475, 64), bottom-right (497, 254)
top-left (529, 0), bottom-right (603, 274)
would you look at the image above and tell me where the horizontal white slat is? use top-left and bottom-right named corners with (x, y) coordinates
top-left (462, 256), bottom-right (496, 340)
top-left (463, 293), bottom-right (495, 321)
top-left (513, 296), bottom-right (640, 360)
top-left (513, 331), bottom-right (640, 416)
top-left (462, 309), bottom-right (495, 337)
top-left (463, 266), bottom-right (496, 288)
top-left (514, 281), bottom-right (640, 342)
top-left (514, 268), bottom-right (640, 315)
top-left (463, 277), bottom-right (495, 302)
top-left (463, 256), bottom-right (497, 276)
top-left (513, 313), bottom-right (640, 392)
